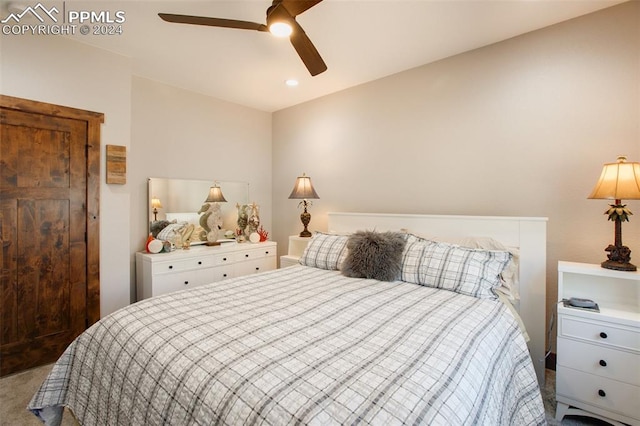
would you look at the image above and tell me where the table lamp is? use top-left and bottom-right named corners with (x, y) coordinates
top-left (288, 173), bottom-right (319, 237)
top-left (588, 155), bottom-right (640, 271)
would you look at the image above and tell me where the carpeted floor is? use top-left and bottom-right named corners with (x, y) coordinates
top-left (0, 365), bottom-right (612, 425)
top-left (0, 364), bottom-right (77, 426)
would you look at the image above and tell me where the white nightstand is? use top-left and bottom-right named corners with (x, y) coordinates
top-left (555, 261), bottom-right (639, 426)
top-left (280, 235), bottom-right (311, 268)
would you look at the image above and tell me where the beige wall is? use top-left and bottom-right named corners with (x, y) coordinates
top-left (1, 37), bottom-right (272, 316)
top-left (129, 77), bottom-right (273, 300)
top-left (272, 1), bottom-right (640, 350)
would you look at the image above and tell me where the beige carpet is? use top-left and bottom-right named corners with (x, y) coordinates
top-left (1, 365), bottom-right (610, 425)
top-left (0, 364), bottom-right (77, 426)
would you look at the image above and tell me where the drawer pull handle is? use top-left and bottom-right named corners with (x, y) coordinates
top-left (599, 360), bottom-right (607, 367)
top-left (255, 267), bottom-right (260, 271)
top-left (599, 332), bottom-right (608, 339)
top-left (198, 261), bottom-right (202, 265)
top-left (598, 389), bottom-right (606, 397)
top-left (169, 265), bottom-right (173, 269)
top-left (245, 254), bottom-right (249, 258)
top-left (184, 281), bottom-right (189, 285)
top-left (265, 251), bottom-right (269, 254)
top-left (223, 257), bottom-right (227, 261)
top-left (223, 274), bottom-right (227, 277)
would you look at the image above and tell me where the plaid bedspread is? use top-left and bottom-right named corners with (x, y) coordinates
top-left (29, 265), bottom-right (545, 425)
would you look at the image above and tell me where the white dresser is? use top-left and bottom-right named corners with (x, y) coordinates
top-left (556, 261), bottom-right (640, 426)
top-left (136, 241), bottom-right (277, 300)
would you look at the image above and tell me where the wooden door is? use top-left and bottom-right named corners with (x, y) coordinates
top-left (0, 95), bottom-right (102, 376)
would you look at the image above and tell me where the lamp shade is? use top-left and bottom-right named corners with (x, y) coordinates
top-left (151, 197), bottom-right (163, 209)
top-left (205, 185), bottom-right (227, 203)
top-left (288, 173), bottom-right (320, 199)
top-left (588, 156), bottom-right (640, 200)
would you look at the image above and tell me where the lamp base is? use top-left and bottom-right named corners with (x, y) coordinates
top-left (602, 243), bottom-right (636, 271)
top-left (601, 259), bottom-right (637, 271)
top-left (298, 209), bottom-right (312, 238)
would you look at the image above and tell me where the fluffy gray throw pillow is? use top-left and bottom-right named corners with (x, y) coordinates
top-left (341, 231), bottom-right (407, 281)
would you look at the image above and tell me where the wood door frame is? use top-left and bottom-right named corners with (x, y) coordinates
top-left (1, 94), bottom-right (103, 325)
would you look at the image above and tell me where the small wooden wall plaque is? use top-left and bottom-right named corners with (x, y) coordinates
top-left (106, 145), bottom-right (126, 184)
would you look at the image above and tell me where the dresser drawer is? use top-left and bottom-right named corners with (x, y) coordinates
top-left (557, 337), bottom-right (640, 386)
top-left (153, 269), bottom-right (213, 296)
top-left (234, 246), bottom-right (276, 262)
top-left (558, 314), bottom-right (640, 352)
top-left (152, 256), bottom-right (215, 275)
top-left (557, 366), bottom-right (640, 421)
top-left (213, 252), bottom-right (234, 265)
top-left (212, 265), bottom-right (234, 281)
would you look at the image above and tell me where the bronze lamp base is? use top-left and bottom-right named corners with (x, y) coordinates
top-left (601, 243), bottom-right (636, 271)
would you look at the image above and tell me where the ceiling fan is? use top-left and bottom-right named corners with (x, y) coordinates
top-left (158, 0), bottom-right (327, 76)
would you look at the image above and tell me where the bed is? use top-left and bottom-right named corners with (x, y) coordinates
top-left (29, 213), bottom-right (548, 425)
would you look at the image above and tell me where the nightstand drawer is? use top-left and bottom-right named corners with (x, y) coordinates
top-left (556, 366), bottom-right (640, 421)
top-left (557, 337), bottom-right (640, 386)
top-left (559, 315), bottom-right (640, 352)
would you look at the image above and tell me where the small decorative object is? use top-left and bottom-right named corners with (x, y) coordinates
top-left (246, 202), bottom-right (260, 235)
top-left (162, 240), bottom-right (173, 252)
top-left (148, 239), bottom-right (163, 254)
top-left (106, 145), bottom-right (127, 184)
top-left (588, 155), bottom-right (640, 271)
top-left (236, 203), bottom-right (249, 236)
top-left (199, 183), bottom-right (227, 246)
top-left (288, 173), bottom-right (320, 237)
top-left (180, 224), bottom-right (195, 249)
top-left (236, 228), bottom-right (246, 243)
top-left (151, 197), bottom-right (162, 221)
top-left (257, 225), bottom-right (269, 242)
top-left (145, 233), bottom-right (154, 253)
top-left (249, 232), bottom-right (260, 243)
top-left (224, 230), bottom-right (235, 239)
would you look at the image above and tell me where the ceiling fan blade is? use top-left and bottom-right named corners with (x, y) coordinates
top-left (280, 0), bottom-right (323, 17)
top-left (158, 13), bottom-right (267, 32)
top-left (289, 19), bottom-right (327, 76)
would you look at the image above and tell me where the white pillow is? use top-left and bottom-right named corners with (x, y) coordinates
top-left (401, 234), bottom-right (512, 300)
top-left (406, 233), bottom-right (519, 300)
top-left (299, 232), bottom-right (349, 271)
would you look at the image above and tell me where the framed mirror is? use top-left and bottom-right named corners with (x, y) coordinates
top-left (148, 178), bottom-right (249, 241)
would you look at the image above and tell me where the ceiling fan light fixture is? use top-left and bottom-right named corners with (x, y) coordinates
top-left (269, 21), bottom-right (292, 37)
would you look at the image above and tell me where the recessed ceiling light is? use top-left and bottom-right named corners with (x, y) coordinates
top-left (285, 79), bottom-right (299, 87)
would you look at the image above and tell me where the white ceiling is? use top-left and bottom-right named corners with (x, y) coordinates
top-left (51, 0), bottom-right (626, 111)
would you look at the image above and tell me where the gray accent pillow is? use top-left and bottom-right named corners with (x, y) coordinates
top-left (341, 231), bottom-right (407, 281)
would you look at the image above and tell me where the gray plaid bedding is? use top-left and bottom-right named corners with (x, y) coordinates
top-left (29, 265), bottom-right (545, 425)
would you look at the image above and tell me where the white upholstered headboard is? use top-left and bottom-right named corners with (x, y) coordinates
top-left (327, 212), bottom-right (548, 385)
